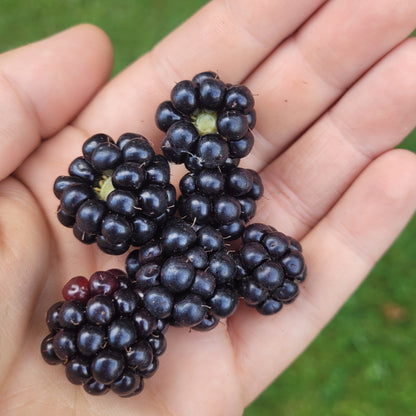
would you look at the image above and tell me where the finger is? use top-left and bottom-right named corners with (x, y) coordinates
top-left (254, 38), bottom-right (416, 238)
top-left (245, 0), bottom-right (416, 165)
top-left (0, 178), bottom-right (51, 382)
top-left (0, 24), bottom-right (113, 181)
top-left (228, 149), bottom-right (416, 404)
top-left (72, 0), bottom-right (326, 136)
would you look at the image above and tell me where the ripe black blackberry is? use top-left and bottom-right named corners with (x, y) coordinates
top-left (54, 133), bottom-right (176, 255)
top-left (125, 218), bottom-right (239, 329)
top-left (234, 223), bottom-right (307, 315)
top-left (178, 166), bottom-right (264, 240)
top-left (155, 71), bottom-right (256, 171)
top-left (41, 269), bottom-right (167, 397)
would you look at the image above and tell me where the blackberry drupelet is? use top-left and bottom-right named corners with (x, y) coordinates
top-left (234, 223), bottom-right (307, 315)
top-left (54, 133), bottom-right (176, 255)
top-left (41, 269), bottom-right (168, 397)
top-left (156, 71), bottom-right (256, 170)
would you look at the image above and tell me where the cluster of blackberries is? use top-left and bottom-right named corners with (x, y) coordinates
top-left (53, 133), bottom-right (176, 255)
top-left (41, 269), bottom-right (167, 397)
top-left (156, 72), bottom-right (263, 240)
top-left (235, 223), bottom-right (306, 315)
top-left (43, 71), bottom-right (307, 398)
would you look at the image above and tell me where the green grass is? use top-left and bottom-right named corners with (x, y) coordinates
top-left (245, 220), bottom-right (416, 416)
top-left (1, 2), bottom-right (415, 415)
top-left (0, 0), bottom-right (209, 74)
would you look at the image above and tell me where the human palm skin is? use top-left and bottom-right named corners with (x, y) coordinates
top-left (0, 1), bottom-right (415, 415)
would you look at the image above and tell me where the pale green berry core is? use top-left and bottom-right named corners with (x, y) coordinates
top-left (95, 171), bottom-right (114, 201)
top-left (192, 110), bottom-right (217, 135)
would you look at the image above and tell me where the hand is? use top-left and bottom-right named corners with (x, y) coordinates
top-left (0, 1), bottom-right (415, 415)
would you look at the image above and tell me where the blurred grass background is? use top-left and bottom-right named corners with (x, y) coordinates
top-left (1, 1), bottom-right (414, 415)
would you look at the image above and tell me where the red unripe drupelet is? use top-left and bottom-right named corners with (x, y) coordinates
top-left (62, 276), bottom-right (90, 303)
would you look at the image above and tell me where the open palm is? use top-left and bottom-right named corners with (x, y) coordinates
top-left (0, 1), bottom-right (415, 415)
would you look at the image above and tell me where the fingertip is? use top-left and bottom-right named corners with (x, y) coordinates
top-left (61, 23), bottom-right (114, 73)
top-left (0, 23), bottom-right (114, 138)
top-left (369, 148), bottom-right (416, 207)
top-left (0, 23), bottom-right (115, 180)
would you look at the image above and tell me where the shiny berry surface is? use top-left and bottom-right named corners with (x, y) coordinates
top-left (62, 276), bottom-right (90, 303)
top-left (111, 370), bottom-right (141, 397)
top-left (143, 287), bottom-right (174, 319)
top-left (217, 110), bottom-right (249, 141)
top-left (92, 350), bottom-right (125, 385)
top-left (208, 286), bottom-right (239, 318)
top-left (77, 324), bottom-right (106, 356)
top-left (89, 271), bottom-right (120, 296)
top-left (170, 80), bottom-right (198, 115)
top-left (65, 356), bottom-right (91, 385)
top-left (195, 134), bottom-right (229, 169)
top-left (40, 333), bottom-right (62, 365)
top-left (86, 295), bottom-right (115, 325)
top-left (46, 301), bottom-right (64, 332)
top-left (160, 256), bottom-right (195, 294)
top-left (171, 294), bottom-right (206, 327)
top-left (108, 318), bottom-right (137, 350)
top-left (58, 300), bottom-right (86, 329)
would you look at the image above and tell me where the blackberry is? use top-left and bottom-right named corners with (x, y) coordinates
top-left (178, 166), bottom-right (264, 240)
top-left (126, 218), bottom-right (240, 326)
top-left (235, 223), bottom-right (307, 315)
top-left (53, 133), bottom-right (176, 255)
top-left (156, 72), bottom-right (256, 170)
top-left (41, 269), bottom-right (169, 397)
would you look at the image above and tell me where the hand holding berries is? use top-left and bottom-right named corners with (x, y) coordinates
top-left (44, 71), bottom-right (307, 399)
top-left (1, 1), bottom-right (413, 413)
